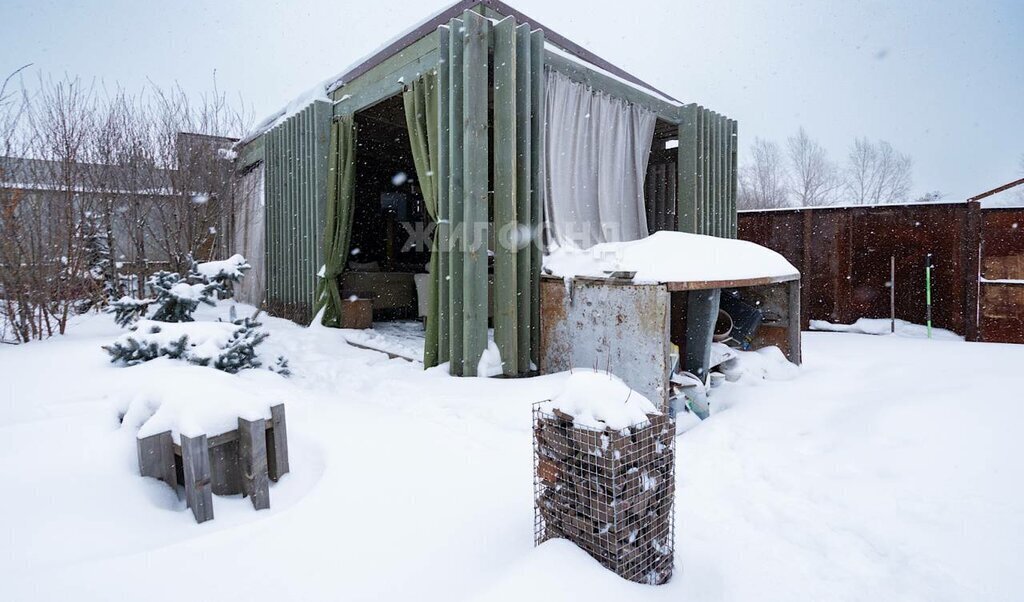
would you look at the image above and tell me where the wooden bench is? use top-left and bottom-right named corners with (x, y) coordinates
top-left (136, 404), bottom-right (289, 523)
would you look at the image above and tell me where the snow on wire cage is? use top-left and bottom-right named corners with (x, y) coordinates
top-left (533, 402), bottom-right (676, 585)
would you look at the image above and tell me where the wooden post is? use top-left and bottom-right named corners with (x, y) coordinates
top-left (267, 404), bottom-right (290, 481)
top-left (181, 434), bottom-right (214, 523)
top-left (461, 10), bottom-right (490, 376)
top-left (787, 279), bottom-right (803, 365)
top-left (447, 17), bottom-right (466, 374)
top-left (437, 25), bottom-right (451, 364)
top-left (238, 418), bottom-right (271, 510)
top-left (515, 21), bottom-right (533, 375)
top-left (677, 104), bottom-right (698, 233)
top-left (493, 16), bottom-right (519, 376)
top-left (529, 28), bottom-right (545, 370)
top-left (684, 288), bottom-right (722, 384)
top-left (137, 431), bottom-right (177, 489)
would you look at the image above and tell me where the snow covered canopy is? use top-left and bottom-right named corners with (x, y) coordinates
top-left (543, 231), bottom-right (799, 286)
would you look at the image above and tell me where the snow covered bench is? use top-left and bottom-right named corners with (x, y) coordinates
top-left (136, 404), bottom-right (289, 523)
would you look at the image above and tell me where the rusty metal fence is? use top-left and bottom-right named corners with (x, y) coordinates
top-left (738, 202), bottom-right (1024, 344)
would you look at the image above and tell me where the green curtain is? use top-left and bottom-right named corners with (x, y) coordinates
top-left (315, 115), bottom-right (357, 327)
top-left (404, 73), bottom-right (441, 367)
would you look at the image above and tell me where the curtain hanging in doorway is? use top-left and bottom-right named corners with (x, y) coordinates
top-left (543, 69), bottom-right (657, 248)
top-left (315, 115), bottom-right (357, 327)
top-left (403, 72), bottom-right (442, 367)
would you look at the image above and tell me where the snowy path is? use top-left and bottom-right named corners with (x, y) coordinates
top-left (1, 305), bottom-right (1022, 601)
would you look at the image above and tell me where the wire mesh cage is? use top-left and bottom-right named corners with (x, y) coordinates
top-left (533, 402), bottom-right (676, 585)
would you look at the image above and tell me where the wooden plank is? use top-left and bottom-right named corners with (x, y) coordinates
top-left (333, 49), bottom-right (440, 118)
top-left (137, 431), bottom-right (177, 489)
top-left (461, 10), bottom-right (490, 377)
top-left (239, 418), bottom-right (271, 510)
top-left (181, 434), bottom-right (214, 523)
top-left (728, 119), bottom-right (738, 237)
top-left (447, 17), bottom-right (466, 374)
top-left (267, 404), bottom-right (290, 481)
top-left (515, 22), bottom-right (533, 374)
top-left (664, 273), bottom-right (800, 291)
top-left (208, 439), bottom-right (242, 496)
top-left (436, 26), bottom-right (451, 364)
top-left (493, 16), bottom-right (518, 376)
top-left (236, 135), bottom-right (264, 171)
top-left (330, 31), bottom-right (440, 103)
top-left (529, 28), bottom-right (545, 369)
top-left (677, 104), bottom-right (698, 233)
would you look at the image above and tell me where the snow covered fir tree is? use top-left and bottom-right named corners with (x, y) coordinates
top-left (102, 254), bottom-right (287, 375)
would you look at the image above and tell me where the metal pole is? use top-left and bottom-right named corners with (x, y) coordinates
top-left (925, 253), bottom-right (933, 339)
top-left (890, 255), bottom-right (896, 333)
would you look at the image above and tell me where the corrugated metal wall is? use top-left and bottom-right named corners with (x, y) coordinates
top-left (263, 100), bottom-right (332, 322)
top-left (678, 105), bottom-right (738, 238)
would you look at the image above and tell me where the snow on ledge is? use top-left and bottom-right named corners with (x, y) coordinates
top-left (542, 231), bottom-right (799, 284)
top-left (539, 370), bottom-right (659, 431)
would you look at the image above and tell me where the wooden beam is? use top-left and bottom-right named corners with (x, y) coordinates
top-left (181, 434), bottom-right (214, 523)
top-left (447, 18), bottom-right (466, 374)
top-left (238, 417), bottom-right (271, 510)
top-left (677, 104), bottom-right (698, 234)
top-left (267, 404), bottom-right (290, 481)
top-left (664, 273), bottom-right (800, 291)
top-left (515, 21), bottom-right (533, 375)
top-left (493, 16), bottom-right (519, 376)
top-left (529, 28), bottom-right (545, 369)
top-left (333, 49), bottom-right (440, 118)
top-left (436, 26), bottom-right (452, 364)
top-left (461, 10), bottom-right (490, 376)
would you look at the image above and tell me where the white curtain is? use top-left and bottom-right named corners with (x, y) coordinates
top-left (233, 164), bottom-right (266, 306)
top-left (543, 69), bottom-right (657, 249)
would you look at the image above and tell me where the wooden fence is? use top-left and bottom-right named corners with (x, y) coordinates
top-left (738, 202), bottom-right (1024, 344)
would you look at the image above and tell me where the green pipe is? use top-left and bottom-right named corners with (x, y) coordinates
top-left (925, 253), bottom-right (933, 339)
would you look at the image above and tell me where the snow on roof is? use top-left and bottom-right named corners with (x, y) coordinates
top-left (238, 0), bottom-right (684, 147)
top-left (542, 230), bottom-right (799, 284)
top-left (544, 43), bottom-right (682, 108)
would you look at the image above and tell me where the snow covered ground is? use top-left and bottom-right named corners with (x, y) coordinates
top-left (1, 302), bottom-right (1022, 601)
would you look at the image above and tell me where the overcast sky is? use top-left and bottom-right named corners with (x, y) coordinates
top-left (2, 0), bottom-right (1022, 200)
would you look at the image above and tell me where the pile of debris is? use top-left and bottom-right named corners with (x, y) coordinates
top-left (533, 372), bottom-right (676, 585)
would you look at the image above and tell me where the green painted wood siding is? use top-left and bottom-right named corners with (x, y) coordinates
top-left (677, 104), bottom-right (738, 238)
top-left (263, 100), bottom-right (332, 322)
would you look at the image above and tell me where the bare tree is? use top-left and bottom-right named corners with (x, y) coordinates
top-left (786, 127), bottom-right (840, 207)
top-left (1, 71), bottom-right (253, 342)
top-left (738, 138), bottom-right (790, 209)
top-left (844, 137), bottom-right (913, 205)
